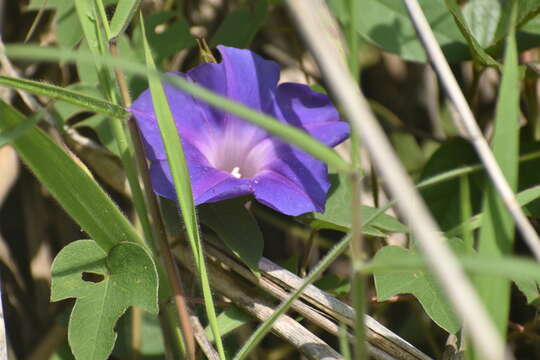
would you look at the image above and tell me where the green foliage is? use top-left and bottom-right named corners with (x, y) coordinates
top-left (210, 0), bottom-right (268, 48)
top-left (51, 240), bottom-right (158, 360)
top-left (373, 238), bottom-right (468, 334)
top-left (420, 139), bottom-right (482, 230)
top-left (475, 5), bottom-right (520, 334)
top-left (330, 0), bottom-right (469, 63)
top-left (0, 75), bottom-right (129, 120)
top-left (139, 15), bottom-right (226, 359)
top-left (199, 198), bottom-right (264, 276)
top-left (109, 0), bottom-right (142, 40)
top-left (297, 173), bottom-right (408, 235)
top-left (0, 100), bottom-right (140, 251)
top-left (444, 0), bottom-right (500, 67)
top-left (205, 306), bottom-right (252, 342)
top-left (132, 12), bottom-right (195, 64)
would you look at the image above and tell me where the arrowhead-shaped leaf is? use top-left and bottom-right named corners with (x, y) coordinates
top-left (372, 238), bottom-right (468, 333)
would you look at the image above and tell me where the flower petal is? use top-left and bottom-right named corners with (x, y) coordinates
top-left (148, 141), bottom-right (254, 205)
top-left (253, 144), bottom-right (330, 216)
top-left (129, 73), bottom-right (220, 161)
top-left (272, 83), bottom-right (350, 147)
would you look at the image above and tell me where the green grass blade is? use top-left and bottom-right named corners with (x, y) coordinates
top-left (0, 109), bottom-right (43, 146)
top-left (4, 45), bottom-right (349, 172)
top-left (75, 0), bottom-right (155, 250)
top-left (365, 252), bottom-right (540, 285)
top-left (475, 1), bottom-right (520, 336)
top-left (0, 75), bottom-right (128, 119)
top-left (139, 14), bottom-right (226, 360)
top-left (0, 100), bottom-right (142, 251)
top-left (109, 0), bottom-right (141, 40)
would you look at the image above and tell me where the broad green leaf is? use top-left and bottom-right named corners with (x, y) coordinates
top-left (210, 0), bottom-right (268, 48)
top-left (205, 306), bottom-right (252, 342)
top-left (462, 0), bottom-right (503, 48)
top-left (444, 0), bottom-right (500, 67)
top-left (199, 199), bottom-right (264, 276)
top-left (420, 139), bottom-right (482, 230)
top-left (297, 173), bottom-right (408, 235)
top-left (51, 240), bottom-right (158, 360)
top-left (334, 0), bottom-right (469, 63)
top-left (109, 0), bottom-right (141, 40)
top-left (74, 114), bottom-right (119, 155)
top-left (514, 278), bottom-right (540, 305)
top-left (0, 75), bottom-right (128, 120)
top-left (57, 5), bottom-right (84, 48)
top-left (132, 12), bottom-right (195, 64)
top-left (373, 239), bottom-right (467, 333)
top-left (390, 132), bottom-right (425, 176)
top-left (476, 4), bottom-right (520, 334)
top-left (0, 100), bottom-right (139, 251)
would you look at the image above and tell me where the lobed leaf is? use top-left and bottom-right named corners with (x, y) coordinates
top-left (51, 240), bottom-right (158, 360)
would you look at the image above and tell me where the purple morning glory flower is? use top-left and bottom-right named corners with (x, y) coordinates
top-left (129, 45), bottom-right (349, 216)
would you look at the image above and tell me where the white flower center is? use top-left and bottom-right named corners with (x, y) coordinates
top-left (231, 166), bottom-right (242, 179)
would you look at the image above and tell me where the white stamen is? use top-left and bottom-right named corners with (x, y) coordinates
top-left (231, 166), bottom-right (242, 179)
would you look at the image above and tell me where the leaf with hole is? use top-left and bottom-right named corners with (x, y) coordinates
top-left (51, 240), bottom-right (158, 360)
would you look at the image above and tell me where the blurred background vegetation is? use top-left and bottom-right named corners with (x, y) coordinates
top-left (2, 0), bottom-right (540, 359)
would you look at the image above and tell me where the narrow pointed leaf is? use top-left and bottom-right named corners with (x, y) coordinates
top-left (0, 75), bottom-right (128, 119)
top-left (0, 100), bottom-right (140, 251)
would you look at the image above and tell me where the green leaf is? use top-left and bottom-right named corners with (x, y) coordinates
top-left (210, 0), bottom-right (268, 48)
top-left (51, 240), bottom-right (158, 360)
top-left (462, 0), bottom-right (504, 48)
top-left (444, 0), bottom-right (500, 67)
top-left (0, 100), bottom-right (140, 251)
top-left (109, 0), bottom-right (141, 40)
top-left (0, 110), bottom-right (43, 147)
top-left (205, 306), bottom-right (252, 342)
top-left (139, 14), bottom-right (226, 359)
top-left (390, 132), bottom-right (425, 176)
top-left (476, 3), bottom-right (520, 334)
top-left (373, 239), bottom-right (466, 333)
top-left (297, 173), bottom-right (408, 235)
top-left (514, 278), bottom-right (540, 305)
top-left (337, 0), bottom-right (470, 63)
top-left (445, 184), bottom-right (540, 237)
top-left (0, 75), bottom-right (128, 119)
top-left (132, 12), bottom-right (195, 64)
top-left (57, 5), bottom-right (84, 48)
top-left (113, 308), bottom-right (165, 358)
top-left (74, 114), bottom-right (119, 155)
top-left (199, 199), bottom-right (264, 276)
top-left (420, 139), bottom-right (482, 230)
